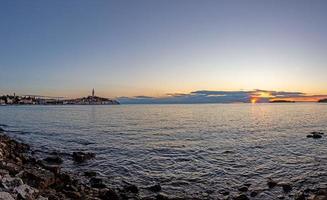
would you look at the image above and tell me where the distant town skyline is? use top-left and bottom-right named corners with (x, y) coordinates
top-left (1, 0), bottom-right (327, 100)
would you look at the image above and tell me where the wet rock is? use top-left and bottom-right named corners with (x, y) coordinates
top-left (89, 178), bottom-right (106, 188)
top-left (57, 172), bottom-right (73, 185)
top-left (0, 192), bottom-right (15, 200)
top-left (72, 152), bottom-right (95, 163)
top-left (99, 188), bottom-right (120, 200)
top-left (14, 184), bottom-right (39, 199)
top-left (238, 186), bottom-right (248, 192)
top-left (250, 191), bottom-right (258, 197)
top-left (312, 134), bottom-right (322, 139)
top-left (279, 182), bottom-right (292, 193)
top-left (233, 194), bottom-right (250, 200)
top-left (41, 164), bottom-right (61, 174)
top-left (1, 175), bottom-right (24, 190)
top-left (147, 183), bottom-right (162, 192)
top-left (267, 178), bottom-right (278, 189)
top-left (43, 156), bottom-right (63, 165)
top-left (124, 184), bottom-right (139, 193)
top-left (311, 131), bottom-right (324, 135)
top-left (307, 132), bottom-right (323, 139)
top-left (156, 194), bottom-right (169, 200)
top-left (84, 171), bottom-right (97, 177)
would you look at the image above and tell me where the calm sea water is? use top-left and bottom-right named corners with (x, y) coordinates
top-left (0, 104), bottom-right (327, 199)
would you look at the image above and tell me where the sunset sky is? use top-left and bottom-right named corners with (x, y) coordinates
top-left (1, 0), bottom-right (327, 102)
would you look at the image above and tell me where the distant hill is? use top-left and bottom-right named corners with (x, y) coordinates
top-left (318, 99), bottom-right (327, 103)
top-left (270, 100), bottom-right (295, 103)
top-left (64, 96), bottom-right (120, 105)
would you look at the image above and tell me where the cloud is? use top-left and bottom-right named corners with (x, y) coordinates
top-left (117, 89), bottom-right (327, 104)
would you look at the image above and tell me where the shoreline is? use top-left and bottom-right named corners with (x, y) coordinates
top-left (0, 126), bottom-right (326, 200)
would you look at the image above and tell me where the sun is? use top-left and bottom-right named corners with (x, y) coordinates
top-left (251, 98), bottom-right (258, 104)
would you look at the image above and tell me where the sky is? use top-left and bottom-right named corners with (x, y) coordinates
top-left (1, 0), bottom-right (327, 102)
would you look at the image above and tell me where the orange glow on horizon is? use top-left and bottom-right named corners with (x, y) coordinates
top-left (251, 98), bottom-right (258, 104)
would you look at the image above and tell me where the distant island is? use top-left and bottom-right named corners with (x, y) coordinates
top-left (318, 99), bottom-right (327, 103)
top-left (269, 100), bottom-right (295, 103)
top-left (0, 89), bottom-right (119, 105)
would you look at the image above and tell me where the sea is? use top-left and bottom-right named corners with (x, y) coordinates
top-left (0, 103), bottom-right (327, 199)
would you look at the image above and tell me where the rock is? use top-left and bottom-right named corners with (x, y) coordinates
top-left (312, 134), bottom-right (322, 139)
top-left (41, 163), bottom-right (61, 174)
top-left (99, 188), bottom-right (120, 200)
top-left (311, 132), bottom-right (324, 135)
top-left (84, 171), bottom-right (97, 177)
top-left (244, 183), bottom-right (251, 187)
top-left (277, 195), bottom-right (285, 199)
top-left (147, 184), bottom-right (161, 192)
top-left (1, 175), bottom-right (24, 190)
top-left (19, 168), bottom-right (55, 189)
top-left (156, 194), bottom-right (169, 200)
top-left (63, 191), bottom-right (81, 199)
top-left (234, 194), bottom-right (250, 200)
top-left (219, 189), bottom-right (230, 196)
top-left (14, 184), bottom-right (39, 200)
top-left (36, 196), bottom-right (48, 200)
top-left (57, 172), bottom-right (73, 185)
top-left (250, 191), bottom-right (258, 197)
top-left (307, 132), bottom-right (323, 139)
top-left (238, 186), bottom-right (248, 192)
top-left (72, 152), bottom-right (95, 163)
top-left (124, 184), bottom-right (139, 193)
top-left (279, 182), bottom-right (292, 193)
top-left (295, 191), bottom-right (305, 200)
top-left (43, 156), bottom-right (63, 164)
top-left (89, 178), bottom-right (106, 188)
top-left (0, 192), bottom-right (15, 200)
top-left (267, 178), bottom-right (277, 189)
top-left (0, 169), bottom-right (9, 176)
top-left (0, 162), bottom-right (21, 175)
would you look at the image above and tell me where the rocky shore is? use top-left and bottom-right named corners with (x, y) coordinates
top-left (0, 126), bottom-right (327, 200)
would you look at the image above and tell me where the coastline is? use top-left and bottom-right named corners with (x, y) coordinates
top-left (0, 126), bottom-right (326, 200)
top-left (0, 126), bottom-right (192, 200)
